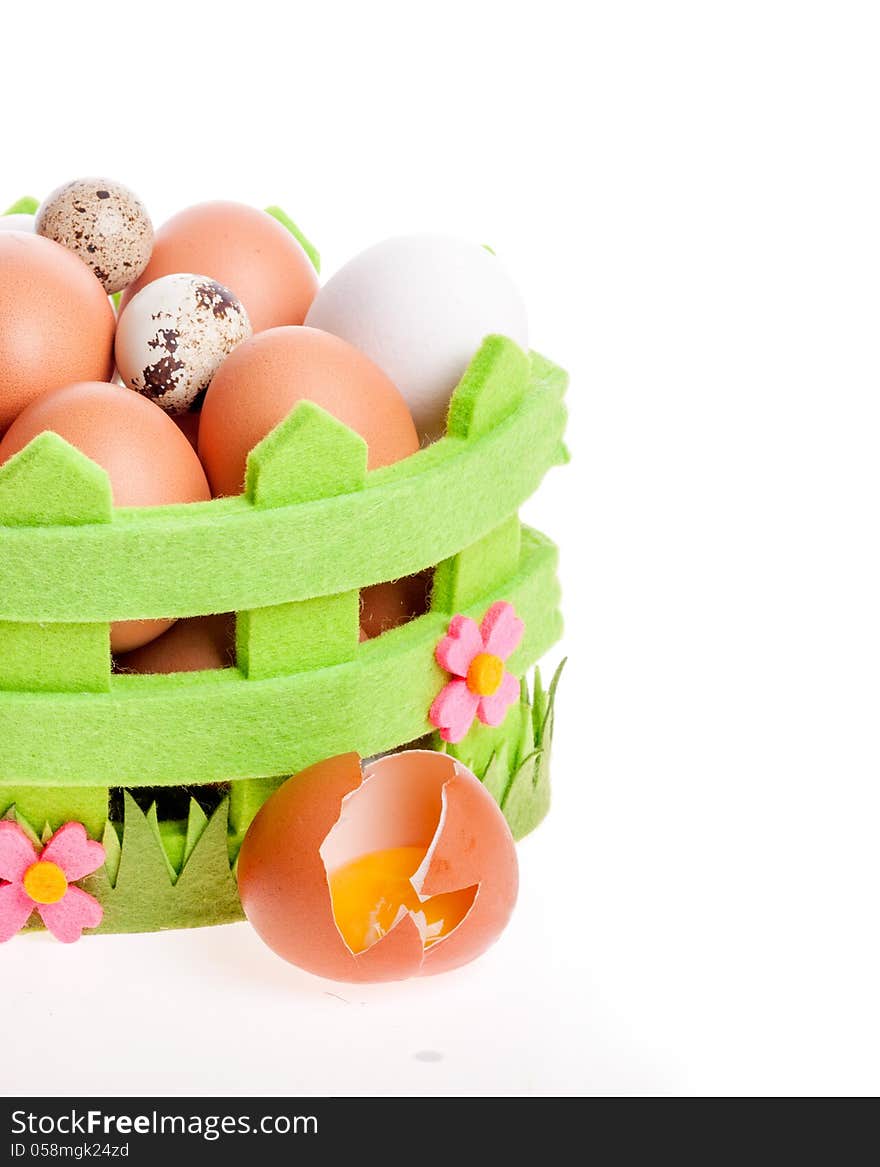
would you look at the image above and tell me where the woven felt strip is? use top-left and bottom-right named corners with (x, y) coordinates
top-left (0, 527), bottom-right (561, 789)
top-left (231, 405), bottom-right (368, 832)
top-left (432, 336), bottom-right (528, 615)
top-left (236, 404), bottom-right (367, 679)
top-left (0, 435), bottom-right (114, 831)
top-left (0, 435), bottom-right (113, 691)
top-left (0, 344), bottom-right (568, 622)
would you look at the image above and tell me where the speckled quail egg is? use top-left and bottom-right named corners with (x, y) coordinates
top-left (115, 273), bottom-right (251, 414)
top-left (36, 178), bottom-right (153, 293)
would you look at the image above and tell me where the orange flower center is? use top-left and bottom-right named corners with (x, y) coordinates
top-left (23, 860), bottom-right (68, 905)
top-left (466, 652), bottom-right (504, 697)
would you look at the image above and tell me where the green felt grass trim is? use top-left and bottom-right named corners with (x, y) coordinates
top-left (0, 342), bottom-right (567, 622)
top-left (3, 196), bottom-right (38, 216)
top-left (83, 795), bottom-right (243, 933)
top-left (229, 776), bottom-right (286, 837)
top-left (1, 786), bottom-right (110, 840)
top-left (18, 795), bottom-right (244, 936)
top-left (264, 205), bottom-right (321, 274)
top-left (101, 816), bottom-right (122, 885)
top-left (0, 527), bottom-right (560, 789)
top-left (445, 659), bottom-right (564, 840)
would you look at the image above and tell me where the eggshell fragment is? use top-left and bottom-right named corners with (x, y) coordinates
top-left (115, 274), bottom-right (251, 414)
top-left (237, 750), bottom-right (518, 983)
top-left (393, 754), bottom-right (520, 977)
top-left (199, 326), bottom-right (419, 497)
top-left (120, 201), bottom-right (319, 333)
top-left (0, 232), bottom-right (115, 432)
top-left (0, 381), bottom-right (211, 652)
top-left (36, 178), bottom-right (153, 293)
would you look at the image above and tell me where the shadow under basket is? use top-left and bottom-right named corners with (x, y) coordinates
top-left (0, 334), bottom-right (568, 935)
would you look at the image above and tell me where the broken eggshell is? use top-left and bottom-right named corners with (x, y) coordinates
top-left (237, 750), bottom-right (519, 983)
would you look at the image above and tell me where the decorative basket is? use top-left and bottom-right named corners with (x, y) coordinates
top-left (0, 333), bottom-right (567, 934)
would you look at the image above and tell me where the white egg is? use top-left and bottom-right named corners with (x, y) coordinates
top-left (115, 273), bottom-right (251, 414)
top-left (305, 234), bottom-right (528, 443)
top-left (0, 214), bottom-right (35, 232)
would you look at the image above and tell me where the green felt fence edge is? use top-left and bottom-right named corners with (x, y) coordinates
top-left (0, 527), bottom-right (560, 788)
top-left (0, 347), bottom-right (567, 622)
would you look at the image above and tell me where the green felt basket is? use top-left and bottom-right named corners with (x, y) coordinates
top-left (0, 332), bottom-right (568, 934)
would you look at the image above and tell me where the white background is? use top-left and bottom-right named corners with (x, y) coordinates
top-left (2, 0), bottom-right (879, 1097)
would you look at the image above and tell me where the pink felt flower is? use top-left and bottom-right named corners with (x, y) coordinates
top-left (429, 601), bottom-right (525, 744)
top-left (0, 820), bottom-right (105, 944)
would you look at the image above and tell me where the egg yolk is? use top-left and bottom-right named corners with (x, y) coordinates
top-left (329, 845), bottom-right (476, 955)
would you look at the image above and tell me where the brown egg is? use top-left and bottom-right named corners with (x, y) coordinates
top-left (361, 572), bottom-right (432, 639)
top-left (199, 326), bottom-right (420, 497)
top-left (0, 232), bottom-right (115, 432)
top-left (172, 409), bottom-right (201, 451)
top-left (119, 201), bottom-right (319, 333)
top-left (115, 614), bottom-right (235, 674)
top-left (0, 381), bottom-right (211, 652)
top-left (237, 750), bottom-right (519, 983)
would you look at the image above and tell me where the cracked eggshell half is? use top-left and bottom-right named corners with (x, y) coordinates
top-left (237, 750), bottom-right (519, 983)
top-left (115, 273), bottom-right (251, 415)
